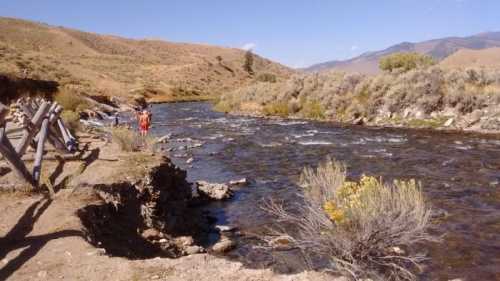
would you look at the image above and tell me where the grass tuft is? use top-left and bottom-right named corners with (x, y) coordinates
top-left (263, 101), bottom-right (289, 117)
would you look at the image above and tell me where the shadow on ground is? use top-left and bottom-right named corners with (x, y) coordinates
top-left (0, 198), bottom-right (82, 281)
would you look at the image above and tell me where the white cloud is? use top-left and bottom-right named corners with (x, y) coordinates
top-left (351, 45), bottom-right (359, 51)
top-left (241, 43), bottom-right (257, 51)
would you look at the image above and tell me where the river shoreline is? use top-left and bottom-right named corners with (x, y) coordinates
top-left (219, 108), bottom-right (500, 138)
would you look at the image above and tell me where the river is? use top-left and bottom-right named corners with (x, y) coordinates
top-left (149, 102), bottom-right (500, 280)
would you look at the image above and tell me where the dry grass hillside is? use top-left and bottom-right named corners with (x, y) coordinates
top-left (0, 17), bottom-right (293, 103)
top-left (440, 47), bottom-right (500, 69)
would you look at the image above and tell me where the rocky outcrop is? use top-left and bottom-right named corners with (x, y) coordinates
top-left (78, 156), bottom-right (211, 258)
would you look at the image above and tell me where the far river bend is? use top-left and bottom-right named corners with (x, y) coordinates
top-left (149, 102), bottom-right (500, 281)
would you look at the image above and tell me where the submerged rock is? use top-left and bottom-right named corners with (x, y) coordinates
top-left (196, 181), bottom-right (233, 200)
top-left (229, 178), bottom-right (248, 186)
top-left (157, 134), bottom-right (171, 144)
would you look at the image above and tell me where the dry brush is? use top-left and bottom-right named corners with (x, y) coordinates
top-left (264, 158), bottom-right (439, 281)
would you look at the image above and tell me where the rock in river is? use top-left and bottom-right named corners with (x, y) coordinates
top-left (196, 181), bottom-right (233, 200)
top-left (229, 178), bottom-right (248, 186)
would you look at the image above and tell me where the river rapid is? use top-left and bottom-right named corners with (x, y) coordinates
top-left (149, 102), bottom-right (500, 280)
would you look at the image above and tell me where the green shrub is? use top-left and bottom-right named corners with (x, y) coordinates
top-left (379, 52), bottom-right (435, 73)
top-left (60, 110), bottom-right (80, 132)
top-left (55, 90), bottom-right (89, 112)
top-left (263, 101), bottom-right (289, 117)
top-left (265, 158), bottom-right (437, 281)
top-left (213, 99), bottom-right (234, 113)
top-left (111, 127), bottom-right (141, 152)
top-left (256, 73), bottom-right (277, 83)
top-left (300, 100), bottom-right (325, 119)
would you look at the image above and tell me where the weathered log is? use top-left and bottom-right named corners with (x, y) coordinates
top-left (33, 117), bottom-right (49, 184)
top-left (57, 118), bottom-right (76, 151)
top-left (15, 101), bottom-right (51, 156)
top-left (0, 127), bottom-right (35, 186)
top-left (35, 105), bottom-right (67, 153)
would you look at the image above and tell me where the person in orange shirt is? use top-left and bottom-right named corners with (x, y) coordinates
top-left (137, 109), bottom-right (152, 137)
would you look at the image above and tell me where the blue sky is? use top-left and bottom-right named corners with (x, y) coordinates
top-left (1, 0), bottom-right (499, 68)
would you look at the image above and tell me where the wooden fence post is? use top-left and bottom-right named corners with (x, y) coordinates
top-left (33, 117), bottom-right (49, 184)
top-left (0, 126), bottom-right (35, 186)
top-left (34, 104), bottom-right (67, 153)
top-left (46, 106), bottom-right (68, 152)
top-left (16, 101), bottom-right (51, 156)
top-left (57, 118), bottom-right (76, 151)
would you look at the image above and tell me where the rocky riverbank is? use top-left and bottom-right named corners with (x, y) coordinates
top-left (215, 67), bottom-right (500, 135)
top-left (0, 127), bottom-right (343, 280)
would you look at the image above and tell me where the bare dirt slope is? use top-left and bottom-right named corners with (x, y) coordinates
top-left (440, 47), bottom-right (500, 69)
top-left (0, 17), bottom-right (293, 102)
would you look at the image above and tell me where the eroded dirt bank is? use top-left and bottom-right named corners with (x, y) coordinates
top-left (0, 134), bottom-right (338, 281)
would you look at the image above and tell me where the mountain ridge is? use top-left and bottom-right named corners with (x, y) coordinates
top-left (304, 31), bottom-right (500, 74)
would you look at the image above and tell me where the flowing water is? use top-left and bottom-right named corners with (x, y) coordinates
top-left (149, 102), bottom-right (500, 280)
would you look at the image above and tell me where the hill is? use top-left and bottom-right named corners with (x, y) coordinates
top-left (304, 32), bottom-right (500, 74)
top-left (0, 17), bottom-right (293, 103)
top-left (440, 47), bottom-right (500, 69)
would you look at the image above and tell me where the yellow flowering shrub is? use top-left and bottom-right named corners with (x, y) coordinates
top-left (323, 175), bottom-right (384, 225)
top-left (323, 201), bottom-right (345, 223)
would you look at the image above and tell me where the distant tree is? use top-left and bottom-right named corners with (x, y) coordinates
top-left (379, 52), bottom-right (435, 73)
top-left (243, 50), bottom-right (254, 75)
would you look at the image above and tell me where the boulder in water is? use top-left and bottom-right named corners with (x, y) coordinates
top-left (196, 181), bottom-right (233, 200)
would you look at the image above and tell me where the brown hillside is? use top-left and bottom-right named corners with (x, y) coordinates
top-left (440, 47), bottom-right (500, 69)
top-left (0, 17), bottom-right (293, 103)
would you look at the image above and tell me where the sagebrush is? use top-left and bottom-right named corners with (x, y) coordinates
top-left (111, 127), bottom-right (158, 153)
top-left (217, 66), bottom-right (500, 130)
top-left (111, 127), bottom-right (141, 152)
top-left (264, 158), bottom-right (438, 281)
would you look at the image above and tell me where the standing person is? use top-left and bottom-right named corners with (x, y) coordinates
top-left (138, 109), bottom-right (151, 137)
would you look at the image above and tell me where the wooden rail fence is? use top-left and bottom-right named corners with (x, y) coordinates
top-left (0, 99), bottom-right (77, 189)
